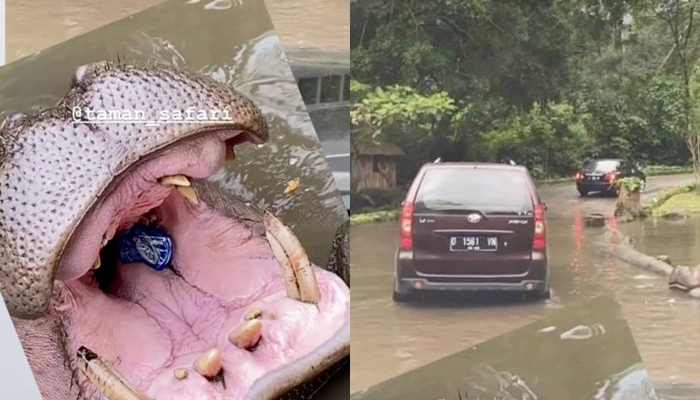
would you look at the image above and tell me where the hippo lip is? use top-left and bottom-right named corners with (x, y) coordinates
top-left (0, 62), bottom-right (350, 399)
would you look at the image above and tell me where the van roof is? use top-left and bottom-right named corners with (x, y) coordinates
top-left (423, 162), bottom-right (529, 171)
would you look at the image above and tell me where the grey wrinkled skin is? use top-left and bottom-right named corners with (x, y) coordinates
top-left (0, 62), bottom-right (268, 319)
top-left (327, 221), bottom-right (350, 287)
top-left (190, 178), bottom-right (266, 236)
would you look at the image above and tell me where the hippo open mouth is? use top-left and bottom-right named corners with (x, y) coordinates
top-left (0, 62), bottom-right (350, 400)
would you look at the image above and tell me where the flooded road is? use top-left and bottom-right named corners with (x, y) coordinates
top-left (351, 173), bottom-right (700, 393)
top-left (6, 0), bottom-right (348, 63)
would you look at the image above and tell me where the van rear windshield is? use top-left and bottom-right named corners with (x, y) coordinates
top-left (414, 168), bottom-right (534, 214)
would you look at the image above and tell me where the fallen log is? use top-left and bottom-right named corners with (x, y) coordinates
top-left (607, 240), bottom-right (674, 277)
top-left (602, 226), bottom-right (700, 303)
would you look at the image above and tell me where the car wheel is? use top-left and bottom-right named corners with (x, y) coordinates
top-left (392, 290), bottom-right (414, 303)
top-left (578, 190), bottom-right (588, 197)
top-left (530, 286), bottom-right (551, 300)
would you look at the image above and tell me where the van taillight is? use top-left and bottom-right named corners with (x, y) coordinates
top-left (399, 202), bottom-right (414, 249)
top-left (533, 204), bottom-right (546, 251)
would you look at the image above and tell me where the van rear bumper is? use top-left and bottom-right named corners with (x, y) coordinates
top-left (396, 278), bottom-right (547, 293)
top-left (394, 249), bottom-right (549, 295)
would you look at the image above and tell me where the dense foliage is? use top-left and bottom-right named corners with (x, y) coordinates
top-left (351, 0), bottom-right (700, 181)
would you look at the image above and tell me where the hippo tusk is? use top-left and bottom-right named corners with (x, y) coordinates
top-left (263, 211), bottom-right (320, 304)
top-left (77, 346), bottom-right (152, 400)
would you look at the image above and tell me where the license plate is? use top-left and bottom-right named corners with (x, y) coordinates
top-left (587, 176), bottom-right (599, 181)
top-left (450, 236), bottom-right (498, 252)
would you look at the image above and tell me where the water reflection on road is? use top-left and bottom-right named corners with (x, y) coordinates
top-left (351, 174), bottom-right (700, 393)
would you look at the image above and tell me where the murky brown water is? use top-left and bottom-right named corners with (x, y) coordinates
top-left (353, 297), bottom-right (659, 399)
top-left (6, 0), bottom-right (348, 63)
top-left (351, 174), bottom-right (700, 394)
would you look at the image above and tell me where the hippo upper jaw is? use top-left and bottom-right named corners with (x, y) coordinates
top-left (0, 61), bottom-right (269, 319)
top-left (0, 62), bottom-right (350, 399)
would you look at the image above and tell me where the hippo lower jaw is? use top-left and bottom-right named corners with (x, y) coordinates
top-left (44, 131), bottom-right (349, 400)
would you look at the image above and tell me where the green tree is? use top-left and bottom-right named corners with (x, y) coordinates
top-left (350, 0), bottom-right (694, 184)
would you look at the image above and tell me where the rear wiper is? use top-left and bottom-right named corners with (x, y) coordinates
top-left (425, 207), bottom-right (529, 216)
top-left (426, 208), bottom-right (476, 214)
top-left (427, 205), bottom-right (487, 214)
top-left (484, 210), bottom-right (531, 216)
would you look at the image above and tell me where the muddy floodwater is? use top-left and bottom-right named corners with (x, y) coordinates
top-left (351, 173), bottom-right (700, 393)
top-left (6, 0), bottom-right (348, 63)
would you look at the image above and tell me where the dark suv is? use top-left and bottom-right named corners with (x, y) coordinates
top-left (393, 163), bottom-right (550, 302)
top-left (574, 158), bottom-right (646, 197)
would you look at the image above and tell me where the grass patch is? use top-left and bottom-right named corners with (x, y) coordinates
top-left (644, 165), bottom-right (693, 176)
top-left (350, 209), bottom-right (400, 226)
top-left (644, 184), bottom-right (698, 217)
top-left (650, 191), bottom-right (700, 218)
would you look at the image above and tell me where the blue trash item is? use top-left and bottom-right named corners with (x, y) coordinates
top-left (118, 224), bottom-right (173, 271)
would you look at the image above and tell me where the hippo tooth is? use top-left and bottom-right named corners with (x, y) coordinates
top-left (173, 368), bottom-right (188, 380)
top-left (229, 319), bottom-right (262, 350)
top-left (267, 233), bottom-right (302, 301)
top-left (226, 146), bottom-right (236, 161)
top-left (7, 112), bottom-right (26, 123)
top-left (72, 64), bottom-right (90, 89)
top-left (263, 211), bottom-right (320, 304)
top-left (76, 346), bottom-right (153, 400)
top-left (177, 186), bottom-right (199, 204)
top-left (244, 308), bottom-right (262, 321)
top-left (92, 258), bottom-right (101, 270)
top-left (159, 174), bottom-right (191, 187)
top-left (0, 112), bottom-right (27, 131)
top-left (193, 349), bottom-right (222, 379)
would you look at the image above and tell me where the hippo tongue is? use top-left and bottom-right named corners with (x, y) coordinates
top-left (56, 188), bottom-right (349, 400)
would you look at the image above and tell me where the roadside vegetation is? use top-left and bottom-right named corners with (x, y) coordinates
top-left (652, 192), bottom-right (700, 216)
top-left (351, 0), bottom-right (700, 188)
top-left (350, 209), bottom-right (401, 226)
top-left (644, 183), bottom-right (698, 217)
